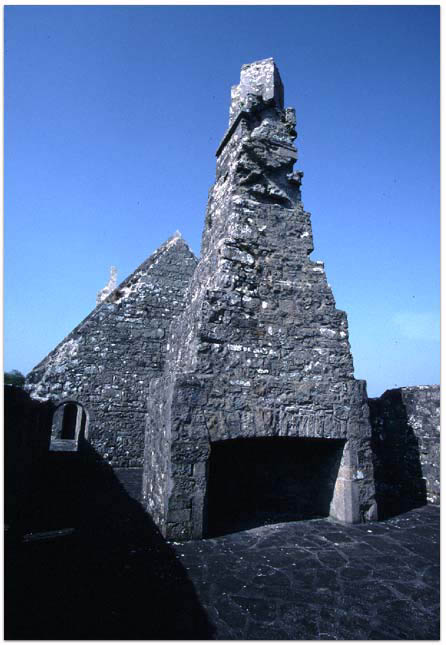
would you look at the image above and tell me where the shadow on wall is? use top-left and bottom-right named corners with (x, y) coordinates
top-left (5, 439), bottom-right (215, 639)
top-left (369, 389), bottom-right (427, 520)
top-left (4, 385), bottom-right (53, 537)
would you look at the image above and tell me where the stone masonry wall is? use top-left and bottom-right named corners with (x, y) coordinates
top-left (369, 385), bottom-right (440, 518)
top-left (26, 234), bottom-right (197, 467)
top-left (143, 375), bottom-right (173, 530)
top-left (144, 59), bottom-right (377, 540)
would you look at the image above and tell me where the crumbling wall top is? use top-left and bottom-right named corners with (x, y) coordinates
top-left (229, 57), bottom-right (284, 125)
top-left (96, 266), bottom-right (118, 305)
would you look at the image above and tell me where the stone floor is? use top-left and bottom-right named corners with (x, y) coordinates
top-left (5, 455), bottom-right (440, 640)
top-left (171, 505), bottom-right (440, 640)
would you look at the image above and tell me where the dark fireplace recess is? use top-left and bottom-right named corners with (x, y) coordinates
top-left (205, 437), bottom-right (346, 537)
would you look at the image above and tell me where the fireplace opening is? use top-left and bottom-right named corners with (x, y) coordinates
top-left (205, 436), bottom-right (346, 537)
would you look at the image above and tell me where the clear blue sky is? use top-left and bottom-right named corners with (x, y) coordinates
top-left (4, 5), bottom-right (439, 397)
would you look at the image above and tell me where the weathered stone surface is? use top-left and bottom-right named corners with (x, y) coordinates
top-left (369, 385), bottom-right (440, 518)
top-left (96, 265), bottom-right (117, 305)
top-left (144, 58), bottom-right (377, 540)
top-left (19, 56), bottom-right (438, 543)
top-left (173, 505), bottom-right (439, 640)
top-left (229, 58), bottom-right (284, 126)
top-left (25, 233), bottom-right (197, 466)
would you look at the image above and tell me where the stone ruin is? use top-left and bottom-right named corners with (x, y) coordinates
top-left (22, 58), bottom-right (439, 542)
top-left (26, 234), bottom-right (198, 466)
top-left (143, 59), bottom-right (377, 540)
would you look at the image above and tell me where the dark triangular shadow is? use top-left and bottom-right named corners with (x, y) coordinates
top-left (5, 441), bottom-right (215, 640)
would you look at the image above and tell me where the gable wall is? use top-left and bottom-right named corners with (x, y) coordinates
top-left (26, 236), bottom-right (197, 467)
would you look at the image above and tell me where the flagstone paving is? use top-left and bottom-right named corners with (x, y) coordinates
top-left (5, 492), bottom-right (439, 640)
top-left (171, 505), bottom-right (439, 640)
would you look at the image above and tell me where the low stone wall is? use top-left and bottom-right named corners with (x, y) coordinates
top-left (5, 384), bottom-right (145, 535)
top-left (368, 385), bottom-right (440, 519)
top-left (4, 385), bottom-right (53, 535)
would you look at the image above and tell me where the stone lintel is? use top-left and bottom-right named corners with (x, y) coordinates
top-left (216, 115), bottom-right (298, 160)
top-left (216, 109), bottom-right (249, 158)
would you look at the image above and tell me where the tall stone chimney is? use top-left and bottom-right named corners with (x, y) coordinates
top-left (144, 59), bottom-right (377, 540)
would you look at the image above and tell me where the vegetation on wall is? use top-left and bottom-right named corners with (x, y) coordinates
top-left (4, 370), bottom-right (25, 387)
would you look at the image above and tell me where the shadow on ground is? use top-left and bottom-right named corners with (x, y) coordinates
top-left (5, 417), bottom-right (439, 640)
top-left (5, 445), bottom-right (215, 640)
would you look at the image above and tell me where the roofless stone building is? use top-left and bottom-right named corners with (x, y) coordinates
top-left (26, 58), bottom-right (440, 542)
top-left (143, 59), bottom-right (378, 540)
